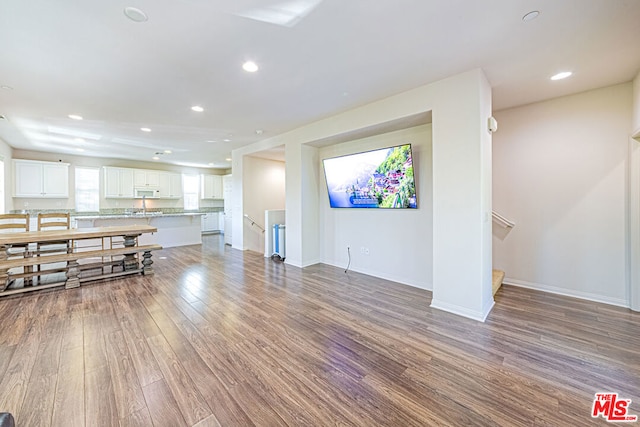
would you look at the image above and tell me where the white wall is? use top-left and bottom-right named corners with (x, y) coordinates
top-left (633, 71), bottom-right (640, 135)
top-left (242, 155), bottom-right (286, 253)
top-left (0, 137), bottom-right (13, 213)
top-left (319, 125), bottom-right (433, 289)
top-left (630, 70), bottom-right (640, 310)
top-left (493, 83), bottom-right (632, 306)
top-left (235, 69), bottom-right (493, 321)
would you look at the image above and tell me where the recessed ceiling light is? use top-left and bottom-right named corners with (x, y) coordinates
top-left (140, 127), bottom-right (151, 132)
top-left (191, 105), bottom-right (204, 112)
top-left (522, 11), bottom-right (540, 22)
top-left (1, 85), bottom-right (13, 90)
top-left (68, 114), bottom-right (83, 120)
top-left (223, 139), bottom-right (231, 142)
top-left (164, 150), bottom-right (172, 154)
top-left (551, 71), bottom-right (572, 81)
top-left (206, 140), bottom-right (217, 143)
top-left (152, 156), bottom-right (160, 160)
top-left (124, 7), bottom-right (148, 22)
top-left (225, 158), bottom-right (232, 162)
top-left (242, 61), bottom-right (259, 73)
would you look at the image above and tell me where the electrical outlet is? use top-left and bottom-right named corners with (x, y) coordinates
top-left (365, 248), bottom-right (370, 255)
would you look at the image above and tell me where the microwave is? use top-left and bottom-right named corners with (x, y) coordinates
top-left (134, 188), bottom-right (157, 198)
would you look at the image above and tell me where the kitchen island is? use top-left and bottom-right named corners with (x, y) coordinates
top-left (74, 212), bottom-right (204, 248)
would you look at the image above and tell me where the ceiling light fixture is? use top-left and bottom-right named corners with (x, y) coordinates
top-left (74, 138), bottom-right (85, 143)
top-left (124, 7), bottom-right (148, 22)
top-left (206, 140), bottom-right (217, 143)
top-left (550, 71), bottom-right (572, 81)
top-left (255, 129), bottom-right (263, 135)
top-left (522, 11), bottom-right (540, 22)
top-left (76, 148), bottom-right (85, 152)
top-left (68, 114), bottom-right (83, 120)
top-left (140, 127), bottom-right (151, 132)
top-left (225, 158), bottom-right (232, 162)
top-left (242, 61), bottom-right (259, 73)
top-left (152, 156), bottom-right (160, 160)
top-left (223, 139), bottom-right (231, 142)
top-left (164, 150), bottom-right (172, 154)
top-left (191, 105), bottom-right (204, 112)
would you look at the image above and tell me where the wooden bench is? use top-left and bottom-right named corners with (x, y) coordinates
top-left (0, 244), bottom-right (162, 295)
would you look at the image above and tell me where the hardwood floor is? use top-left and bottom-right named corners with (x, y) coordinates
top-left (0, 234), bottom-right (638, 426)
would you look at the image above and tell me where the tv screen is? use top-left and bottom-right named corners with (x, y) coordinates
top-left (322, 144), bottom-right (417, 209)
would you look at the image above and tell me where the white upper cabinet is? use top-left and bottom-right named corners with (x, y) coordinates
top-left (157, 173), bottom-right (182, 198)
top-left (134, 169), bottom-right (160, 187)
top-left (14, 159), bottom-right (69, 198)
top-left (104, 167), bottom-right (134, 198)
top-left (201, 174), bottom-right (223, 199)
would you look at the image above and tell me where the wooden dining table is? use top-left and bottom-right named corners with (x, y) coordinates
top-left (0, 224), bottom-right (162, 296)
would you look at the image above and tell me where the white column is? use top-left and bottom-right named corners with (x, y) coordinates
top-left (285, 143), bottom-right (303, 266)
top-left (231, 155), bottom-right (244, 250)
top-left (430, 69), bottom-right (494, 321)
top-left (285, 143), bottom-right (320, 267)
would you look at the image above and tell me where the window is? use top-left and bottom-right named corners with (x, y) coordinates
top-left (75, 167), bottom-right (100, 212)
top-left (183, 174), bottom-right (199, 210)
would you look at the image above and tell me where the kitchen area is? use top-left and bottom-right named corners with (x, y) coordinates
top-left (9, 157), bottom-right (232, 249)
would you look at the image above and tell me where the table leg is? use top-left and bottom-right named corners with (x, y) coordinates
top-left (142, 251), bottom-right (154, 276)
top-left (0, 244), bottom-right (9, 291)
top-left (66, 260), bottom-right (80, 289)
top-left (123, 234), bottom-right (140, 271)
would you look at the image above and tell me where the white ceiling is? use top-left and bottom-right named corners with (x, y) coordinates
top-left (1, 0), bottom-right (639, 169)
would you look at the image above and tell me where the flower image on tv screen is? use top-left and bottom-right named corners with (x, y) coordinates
top-left (322, 144), bottom-right (417, 209)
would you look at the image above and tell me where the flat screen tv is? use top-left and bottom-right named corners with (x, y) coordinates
top-left (322, 144), bottom-right (417, 209)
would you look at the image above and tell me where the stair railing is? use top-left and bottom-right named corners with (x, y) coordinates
top-left (492, 211), bottom-right (515, 228)
top-left (243, 214), bottom-right (265, 233)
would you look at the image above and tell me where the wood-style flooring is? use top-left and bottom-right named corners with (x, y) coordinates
top-left (0, 234), bottom-right (638, 426)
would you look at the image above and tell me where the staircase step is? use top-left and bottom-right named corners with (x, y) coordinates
top-left (492, 269), bottom-right (505, 295)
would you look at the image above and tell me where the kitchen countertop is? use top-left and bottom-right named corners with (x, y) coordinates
top-left (73, 212), bottom-right (205, 220)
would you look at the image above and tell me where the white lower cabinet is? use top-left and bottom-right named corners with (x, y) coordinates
top-left (201, 212), bottom-right (220, 232)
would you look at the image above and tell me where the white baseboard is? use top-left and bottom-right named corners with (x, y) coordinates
top-left (430, 298), bottom-right (495, 322)
top-left (503, 277), bottom-right (629, 308)
top-left (321, 259), bottom-right (431, 291)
